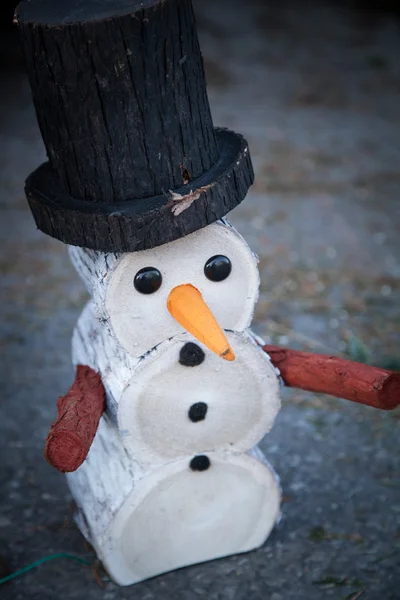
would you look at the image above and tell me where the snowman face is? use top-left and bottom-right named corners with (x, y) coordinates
top-left (105, 222), bottom-right (259, 358)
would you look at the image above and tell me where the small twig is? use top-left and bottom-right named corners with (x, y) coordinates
top-left (345, 590), bottom-right (365, 600)
top-left (92, 560), bottom-right (111, 588)
top-left (92, 561), bottom-right (105, 588)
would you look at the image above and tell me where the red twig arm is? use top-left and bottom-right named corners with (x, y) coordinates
top-left (263, 345), bottom-right (400, 411)
top-left (44, 365), bottom-right (106, 472)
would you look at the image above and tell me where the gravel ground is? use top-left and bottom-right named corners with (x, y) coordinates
top-left (1, 1), bottom-right (399, 599)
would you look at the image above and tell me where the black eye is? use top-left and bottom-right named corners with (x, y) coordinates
top-left (204, 255), bottom-right (231, 282)
top-left (134, 267), bottom-right (162, 294)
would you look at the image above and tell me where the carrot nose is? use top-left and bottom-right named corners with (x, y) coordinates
top-left (167, 284), bottom-right (235, 361)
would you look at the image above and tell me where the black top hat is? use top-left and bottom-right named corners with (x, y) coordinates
top-left (16, 0), bottom-right (254, 252)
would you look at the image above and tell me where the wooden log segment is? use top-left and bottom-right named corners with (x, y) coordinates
top-left (15, 0), bottom-right (254, 252)
top-left (16, 0), bottom-right (218, 203)
top-left (69, 220), bottom-right (260, 359)
top-left (71, 302), bottom-right (281, 469)
top-left (67, 417), bottom-right (281, 586)
top-left (66, 415), bottom-right (138, 545)
top-left (263, 345), bottom-right (400, 410)
top-left (44, 365), bottom-right (106, 472)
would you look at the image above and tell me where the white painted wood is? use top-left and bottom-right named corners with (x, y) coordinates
top-left (67, 219), bottom-right (282, 586)
top-left (69, 221), bottom-right (260, 358)
top-left (66, 415), bottom-right (137, 544)
top-left (67, 418), bottom-right (281, 586)
top-left (72, 302), bottom-right (281, 467)
top-left (71, 301), bottom-right (135, 422)
top-left (68, 246), bottom-right (119, 324)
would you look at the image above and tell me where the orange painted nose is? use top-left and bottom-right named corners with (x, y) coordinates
top-left (167, 284), bottom-right (235, 361)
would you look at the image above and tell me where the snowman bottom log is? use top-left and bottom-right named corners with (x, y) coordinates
top-left (263, 345), bottom-right (400, 410)
top-left (67, 416), bottom-right (281, 586)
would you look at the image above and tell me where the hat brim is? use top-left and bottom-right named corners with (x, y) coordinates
top-left (25, 128), bottom-right (254, 252)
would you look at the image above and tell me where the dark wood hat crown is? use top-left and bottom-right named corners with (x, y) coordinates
top-left (16, 0), bottom-right (254, 252)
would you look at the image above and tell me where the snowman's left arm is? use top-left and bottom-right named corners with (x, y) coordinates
top-left (262, 344), bottom-right (400, 411)
top-left (44, 365), bottom-right (106, 472)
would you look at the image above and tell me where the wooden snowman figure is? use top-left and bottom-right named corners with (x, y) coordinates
top-left (17, 0), bottom-right (399, 588)
top-left (63, 219), bottom-right (282, 585)
top-left (16, 0), bottom-right (281, 586)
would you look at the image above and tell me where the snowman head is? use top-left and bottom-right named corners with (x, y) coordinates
top-left (70, 221), bottom-right (259, 359)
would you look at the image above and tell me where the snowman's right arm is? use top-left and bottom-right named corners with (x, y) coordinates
top-left (44, 365), bottom-right (106, 472)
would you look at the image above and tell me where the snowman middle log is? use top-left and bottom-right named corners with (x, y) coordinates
top-left (72, 302), bottom-right (281, 469)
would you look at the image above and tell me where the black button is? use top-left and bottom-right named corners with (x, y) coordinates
top-left (179, 342), bottom-right (205, 367)
top-left (190, 455), bottom-right (210, 471)
top-left (188, 402), bottom-right (208, 422)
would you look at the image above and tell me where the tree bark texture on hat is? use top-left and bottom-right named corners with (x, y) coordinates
top-left (16, 0), bottom-right (254, 252)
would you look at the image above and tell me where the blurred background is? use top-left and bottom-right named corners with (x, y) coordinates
top-left (1, 1), bottom-right (399, 599)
